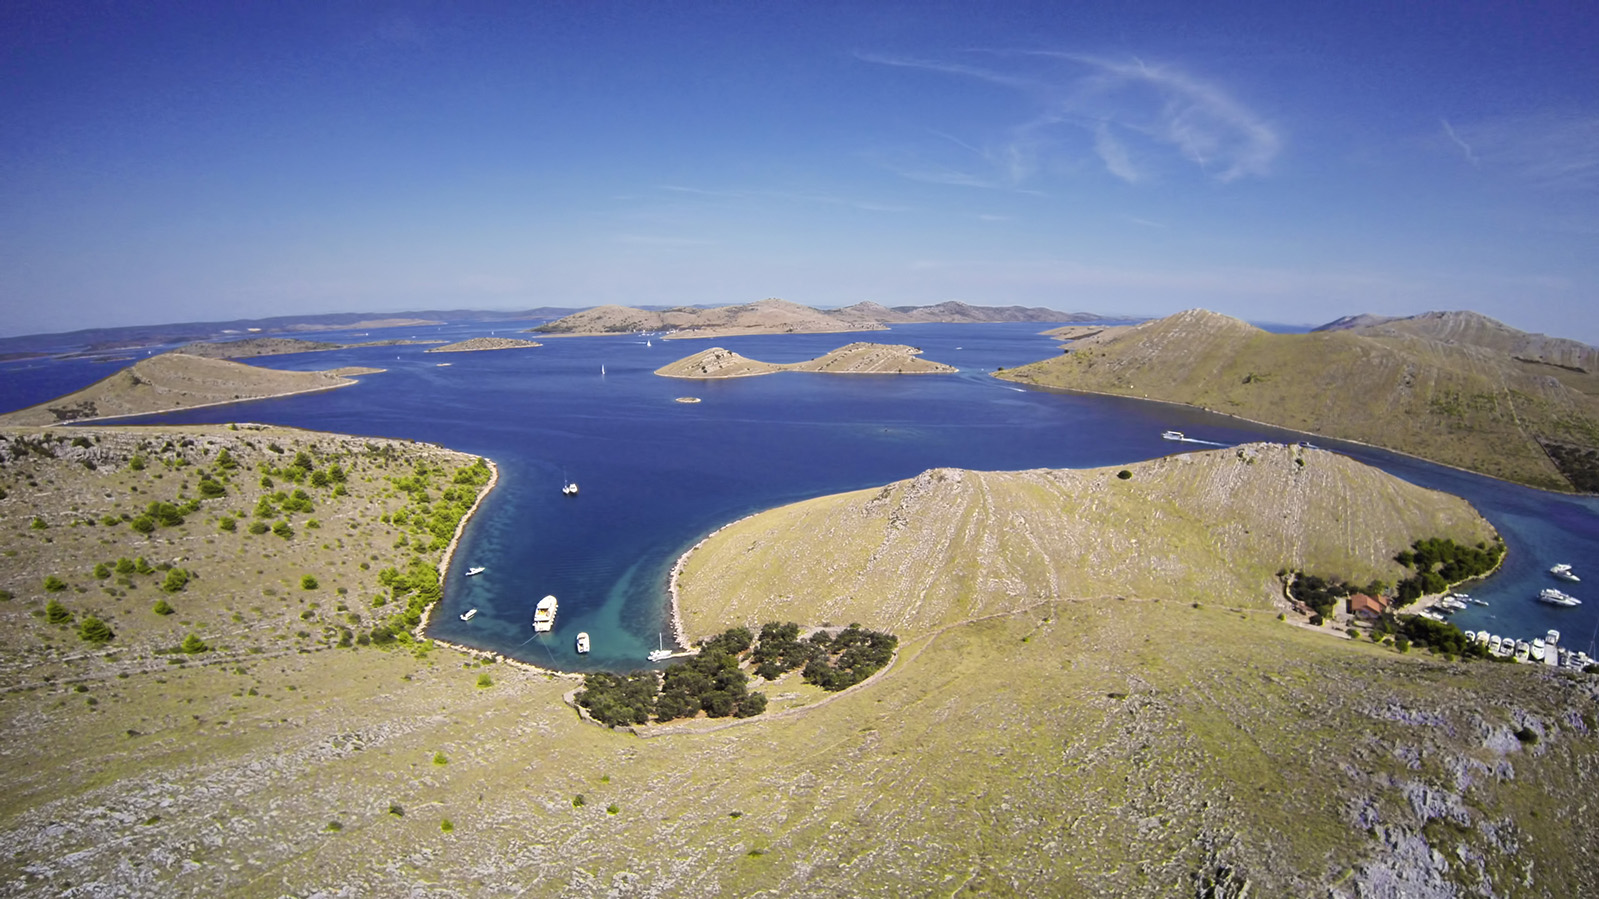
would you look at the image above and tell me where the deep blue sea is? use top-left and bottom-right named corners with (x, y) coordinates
top-left (5, 320), bottom-right (1597, 669)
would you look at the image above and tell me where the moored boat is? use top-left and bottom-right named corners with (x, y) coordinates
top-left (1537, 588), bottom-right (1582, 607)
top-left (465, 566), bottom-right (485, 577)
top-left (562, 482), bottom-right (579, 496)
top-left (647, 632), bottom-right (673, 662)
top-left (1550, 563), bottom-right (1580, 582)
top-left (460, 608), bottom-right (478, 621)
top-left (575, 631), bottom-right (590, 654)
top-left (533, 594), bottom-right (558, 632)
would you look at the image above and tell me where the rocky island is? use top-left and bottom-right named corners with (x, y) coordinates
top-left (533, 297), bottom-right (1092, 340)
top-left (0, 352), bottom-right (383, 426)
top-left (655, 342), bottom-right (956, 379)
top-left (424, 336), bottom-right (543, 353)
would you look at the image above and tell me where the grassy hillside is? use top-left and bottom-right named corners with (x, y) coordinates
top-left (0, 432), bottom-right (1593, 896)
top-left (655, 342), bottom-right (957, 379)
top-left (674, 443), bottom-right (1494, 637)
top-left (0, 353), bottom-right (383, 426)
top-left (997, 308), bottom-right (1599, 490)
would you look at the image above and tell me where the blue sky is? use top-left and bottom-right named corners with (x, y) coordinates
top-left (3, 2), bottom-right (1597, 341)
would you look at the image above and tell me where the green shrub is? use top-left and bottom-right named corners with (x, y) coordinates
top-left (45, 599), bottom-right (72, 624)
top-left (300, 574), bottom-right (319, 590)
top-left (248, 521), bottom-right (269, 535)
top-left (93, 562), bottom-right (111, 579)
top-left (43, 575), bottom-right (68, 593)
top-left (433, 751), bottom-right (448, 766)
top-left (607, 803), bottom-right (619, 815)
top-left (152, 599), bottom-right (175, 616)
top-left (573, 794), bottom-right (586, 808)
top-left (440, 819), bottom-right (454, 833)
top-left (134, 557), bottom-right (154, 575)
top-left (180, 633), bottom-right (209, 654)
top-left (476, 673), bottom-right (492, 688)
top-left (30, 517), bottom-right (47, 530)
top-left (273, 521), bottom-right (293, 539)
top-left (218, 516), bottom-right (236, 532)
top-left (198, 479), bottom-right (226, 498)
top-left (78, 616), bottom-right (114, 645)
top-left (1116, 470), bottom-right (1132, 480)
top-left (161, 568), bottom-right (190, 593)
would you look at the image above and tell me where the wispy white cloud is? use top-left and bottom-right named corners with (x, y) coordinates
top-left (1447, 114), bottom-right (1599, 191)
top-left (859, 50), bottom-right (1280, 187)
top-left (1093, 123), bottom-right (1141, 183)
top-left (1441, 118), bottom-right (1480, 167)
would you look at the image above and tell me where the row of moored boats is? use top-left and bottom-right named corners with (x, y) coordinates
top-left (1463, 627), bottom-right (1595, 669)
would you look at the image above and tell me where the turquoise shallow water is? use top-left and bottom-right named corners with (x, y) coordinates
top-left (6, 320), bottom-right (1597, 668)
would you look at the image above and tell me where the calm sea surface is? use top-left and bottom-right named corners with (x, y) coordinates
top-left (5, 321), bottom-right (1597, 668)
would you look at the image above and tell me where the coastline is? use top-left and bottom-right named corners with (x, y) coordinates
top-left (411, 456), bottom-right (581, 680)
top-left (665, 508), bottom-right (770, 649)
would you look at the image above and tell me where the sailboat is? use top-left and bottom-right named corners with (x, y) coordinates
top-left (648, 633), bottom-right (673, 662)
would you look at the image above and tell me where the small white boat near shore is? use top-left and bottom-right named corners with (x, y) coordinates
top-left (460, 608), bottom-right (478, 621)
top-left (465, 566), bottom-right (485, 577)
top-left (575, 632), bottom-right (590, 654)
top-left (647, 632), bottom-right (673, 662)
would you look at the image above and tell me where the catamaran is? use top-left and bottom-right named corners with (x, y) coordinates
top-left (647, 633), bottom-right (673, 662)
top-left (533, 595), bottom-right (558, 632)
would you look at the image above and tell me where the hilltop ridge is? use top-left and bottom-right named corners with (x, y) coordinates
top-left (534, 297), bottom-right (1090, 338)
top-left (999, 308), bottom-right (1599, 490)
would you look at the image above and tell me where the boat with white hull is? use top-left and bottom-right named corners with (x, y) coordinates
top-left (1537, 588), bottom-right (1582, 607)
top-left (533, 595), bottom-right (558, 632)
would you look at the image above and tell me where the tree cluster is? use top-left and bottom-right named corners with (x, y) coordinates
top-left (1393, 537), bottom-right (1504, 605)
top-left (799, 624), bottom-right (897, 691)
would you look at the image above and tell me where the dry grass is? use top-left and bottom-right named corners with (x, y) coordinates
top-left (997, 309), bottom-right (1599, 490)
top-left (0, 428), bottom-right (1594, 897)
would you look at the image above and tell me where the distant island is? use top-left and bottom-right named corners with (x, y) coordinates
top-left (534, 297), bottom-right (1095, 339)
top-left (655, 342), bottom-right (956, 378)
top-left (998, 308), bottom-right (1599, 492)
top-left (424, 337), bottom-right (543, 354)
top-left (0, 352), bottom-right (382, 425)
top-left (179, 336), bottom-right (440, 358)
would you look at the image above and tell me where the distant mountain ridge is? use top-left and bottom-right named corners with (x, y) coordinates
top-left (998, 308), bottom-right (1599, 491)
top-left (534, 298), bottom-right (1094, 337)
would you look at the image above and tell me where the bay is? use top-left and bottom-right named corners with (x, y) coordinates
top-left (6, 320), bottom-right (1596, 668)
